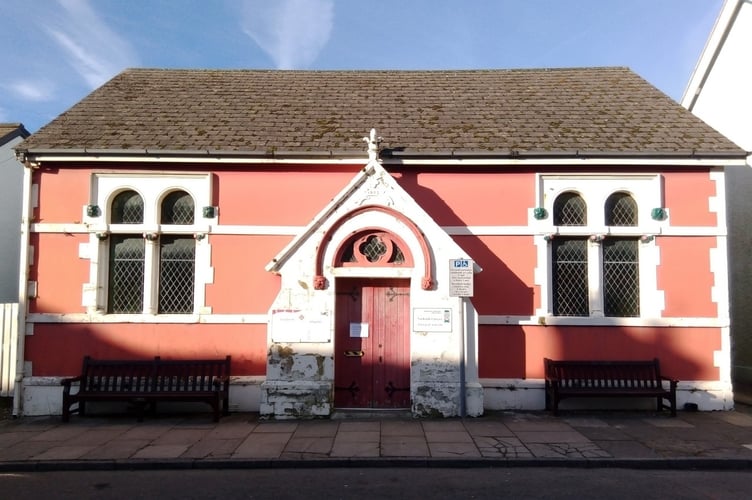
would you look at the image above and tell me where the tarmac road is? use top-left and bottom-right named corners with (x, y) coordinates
top-left (1, 467), bottom-right (751, 500)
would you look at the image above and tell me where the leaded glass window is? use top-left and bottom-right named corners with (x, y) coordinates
top-left (108, 235), bottom-right (145, 313)
top-left (552, 238), bottom-right (589, 316)
top-left (161, 191), bottom-right (194, 225)
top-left (111, 190), bottom-right (144, 224)
top-left (337, 231), bottom-right (408, 266)
top-left (603, 238), bottom-right (640, 317)
top-left (554, 192), bottom-right (586, 226)
top-left (606, 192), bottom-right (637, 226)
top-left (552, 192), bottom-right (589, 316)
top-left (158, 236), bottom-right (195, 313)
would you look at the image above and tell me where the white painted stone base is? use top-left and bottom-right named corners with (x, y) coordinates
top-left (412, 381), bottom-right (484, 417)
top-left (22, 377), bottom-right (63, 416)
top-left (260, 380), bottom-right (332, 419)
top-left (19, 376), bottom-right (734, 416)
top-left (481, 379), bottom-right (736, 412)
top-left (20, 376), bottom-right (264, 417)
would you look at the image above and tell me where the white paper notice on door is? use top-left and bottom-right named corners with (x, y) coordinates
top-left (350, 323), bottom-right (369, 338)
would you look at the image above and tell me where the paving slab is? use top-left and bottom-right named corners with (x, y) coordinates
top-left (283, 436), bottom-right (334, 454)
top-left (81, 439), bottom-right (151, 460)
top-left (380, 420), bottom-right (423, 436)
top-left (515, 430), bottom-right (592, 444)
top-left (380, 435), bottom-right (429, 457)
top-left (34, 445), bottom-right (97, 461)
top-left (424, 430), bottom-right (474, 443)
top-left (132, 444), bottom-right (189, 459)
top-left (233, 432), bottom-right (292, 458)
top-left (152, 428), bottom-right (211, 445)
top-left (462, 419), bottom-right (514, 437)
top-left (182, 438), bottom-right (243, 459)
top-left (473, 436), bottom-right (533, 459)
top-left (330, 440), bottom-right (379, 457)
top-left (428, 441), bottom-right (481, 458)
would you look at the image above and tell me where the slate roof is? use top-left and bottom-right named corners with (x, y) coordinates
top-left (18, 67), bottom-right (744, 160)
top-left (0, 123), bottom-right (29, 147)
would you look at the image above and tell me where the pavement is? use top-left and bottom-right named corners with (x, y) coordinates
top-left (2, 405), bottom-right (752, 471)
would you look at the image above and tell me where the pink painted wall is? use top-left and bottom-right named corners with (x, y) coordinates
top-left (29, 233), bottom-right (90, 314)
top-left (663, 170), bottom-right (717, 226)
top-left (25, 323), bottom-right (267, 376)
top-left (216, 166), bottom-right (359, 225)
top-left (26, 163), bottom-right (724, 382)
top-left (397, 170), bottom-right (534, 226)
top-left (479, 324), bottom-right (721, 381)
top-left (657, 236), bottom-right (718, 317)
top-left (207, 234), bottom-right (288, 314)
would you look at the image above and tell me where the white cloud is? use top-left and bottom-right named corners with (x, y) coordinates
top-left (5, 80), bottom-right (56, 102)
top-left (240, 0), bottom-right (334, 69)
top-left (42, 0), bottom-right (139, 88)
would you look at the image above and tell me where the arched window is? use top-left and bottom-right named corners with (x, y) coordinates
top-left (552, 192), bottom-right (589, 316)
top-left (108, 190), bottom-right (145, 313)
top-left (111, 190), bottom-right (144, 224)
top-left (106, 188), bottom-right (196, 314)
top-left (161, 190), bottom-right (194, 225)
top-left (605, 192), bottom-right (637, 226)
top-left (603, 192), bottom-right (639, 317)
top-left (554, 192), bottom-right (587, 226)
top-left (335, 231), bottom-right (411, 267)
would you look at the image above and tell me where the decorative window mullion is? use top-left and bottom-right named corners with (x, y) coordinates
top-left (142, 236), bottom-right (160, 314)
top-left (588, 240), bottom-right (605, 317)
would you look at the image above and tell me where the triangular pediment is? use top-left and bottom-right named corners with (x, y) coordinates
top-left (266, 157), bottom-right (472, 279)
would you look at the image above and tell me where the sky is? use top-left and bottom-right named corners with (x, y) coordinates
top-left (0, 0), bottom-right (724, 133)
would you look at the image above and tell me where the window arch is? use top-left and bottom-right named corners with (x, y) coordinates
top-left (554, 192), bottom-right (587, 226)
top-left (111, 190), bottom-right (144, 224)
top-left (605, 192), bottom-right (637, 226)
top-left (335, 230), bottom-right (412, 267)
top-left (161, 190), bottom-right (195, 225)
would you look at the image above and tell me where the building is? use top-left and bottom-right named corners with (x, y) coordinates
top-left (682, 0), bottom-right (752, 403)
top-left (0, 123), bottom-right (29, 302)
top-left (13, 67), bottom-right (747, 418)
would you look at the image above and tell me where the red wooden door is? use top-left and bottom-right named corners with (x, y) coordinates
top-left (334, 278), bottom-right (410, 408)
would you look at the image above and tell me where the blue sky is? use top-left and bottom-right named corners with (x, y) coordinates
top-left (0, 0), bottom-right (723, 133)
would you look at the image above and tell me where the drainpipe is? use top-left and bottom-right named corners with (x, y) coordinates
top-left (12, 159), bottom-right (33, 418)
top-left (459, 297), bottom-right (466, 418)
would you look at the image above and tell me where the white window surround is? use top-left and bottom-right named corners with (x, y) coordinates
top-left (83, 173), bottom-right (215, 318)
top-left (534, 174), bottom-right (666, 320)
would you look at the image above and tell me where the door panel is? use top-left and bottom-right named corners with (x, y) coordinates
top-left (335, 278), bottom-right (410, 409)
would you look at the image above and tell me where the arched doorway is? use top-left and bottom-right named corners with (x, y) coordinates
top-left (332, 230), bottom-right (412, 409)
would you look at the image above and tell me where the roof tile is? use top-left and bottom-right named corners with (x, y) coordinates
top-left (19, 68), bottom-right (743, 158)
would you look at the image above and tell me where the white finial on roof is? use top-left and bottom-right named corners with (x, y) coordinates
top-left (363, 128), bottom-right (381, 161)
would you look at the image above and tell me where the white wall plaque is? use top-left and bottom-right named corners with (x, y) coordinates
top-left (413, 308), bottom-right (452, 332)
top-left (270, 309), bottom-right (330, 343)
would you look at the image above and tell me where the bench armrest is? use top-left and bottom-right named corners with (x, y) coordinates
top-left (660, 375), bottom-right (678, 389)
top-left (60, 376), bottom-right (82, 387)
top-left (61, 376), bottom-right (83, 395)
top-left (213, 376), bottom-right (231, 389)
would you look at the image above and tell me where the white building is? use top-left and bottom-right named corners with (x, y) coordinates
top-left (682, 0), bottom-right (752, 402)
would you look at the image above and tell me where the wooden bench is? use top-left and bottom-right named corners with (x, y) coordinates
top-left (61, 355), bottom-right (231, 422)
top-left (544, 358), bottom-right (678, 416)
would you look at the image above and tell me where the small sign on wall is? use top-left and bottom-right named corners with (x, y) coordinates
top-left (449, 259), bottom-right (474, 297)
top-left (270, 309), bottom-right (330, 343)
top-left (413, 308), bottom-right (452, 332)
top-left (350, 323), bottom-right (369, 338)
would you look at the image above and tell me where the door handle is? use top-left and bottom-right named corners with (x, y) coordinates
top-left (344, 350), bottom-right (364, 357)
